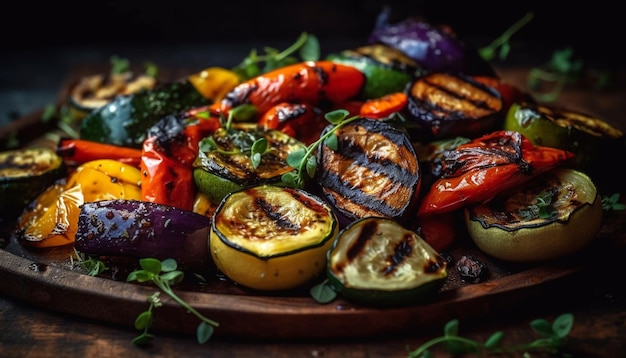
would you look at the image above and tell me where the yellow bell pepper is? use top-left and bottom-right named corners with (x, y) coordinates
top-left (16, 159), bottom-right (142, 248)
top-left (187, 66), bottom-right (241, 103)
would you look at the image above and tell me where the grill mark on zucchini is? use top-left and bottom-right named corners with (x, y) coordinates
top-left (384, 234), bottom-right (414, 276)
top-left (346, 219), bottom-right (377, 262)
top-left (253, 196), bottom-right (300, 232)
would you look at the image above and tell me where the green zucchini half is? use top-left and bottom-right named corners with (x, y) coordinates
top-left (327, 44), bottom-right (422, 100)
top-left (327, 216), bottom-right (448, 307)
top-left (193, 123), bottom-right (306, 204)
top-left (0, 147), bottom-right (67, 220)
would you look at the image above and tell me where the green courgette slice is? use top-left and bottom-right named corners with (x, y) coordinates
top-left (0, 147), bottom-right (67, 220)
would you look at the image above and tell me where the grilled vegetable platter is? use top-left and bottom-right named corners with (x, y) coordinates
top-left (1, 9), bottom-right (625, 342)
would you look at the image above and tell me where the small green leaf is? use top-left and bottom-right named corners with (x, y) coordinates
top-left (530, 318), bottom-right (552, 336)
top-left (160, 258), bottom-right (177, 272)
top-left (484, 331), bottom-right (504, 349)
top-left (41, 104), bottom-right (57, 122)
top-left (251, 152), bottom-right (262, 169)
top-left (324, 134), bottom-right (338, 150)
top-left (309, 279), bottom-right (337, 304)
top-left (127, 270), bottom-right (154, 283)
top-left (134, 311), bottom-right (153, 330)
top-left (325, 109), bottom-right (349, 124)
top-left (144, 61), bottom-right (159, 78)
top-left (299, 34), bottom-right (320, 61)
top-left (305, 155), bottom-right (317, 178)
top-left (160, 270), bottom-right (184, 285)
top-left (230, 104), bottom-right (258, 122)
top-left (552, 313), bottom-right (574, 338)
top-left (197, 321), bottom-right (215, 344)
top-left (132, 333), bottom-right (154, 346)
top-left (110, 55), bottom-right (131, 75)
top-left (443, 319), bottom-right (459, 337)
top-left (281, 172), bottom-right (299, 187)
top-left (286, 148), bottom-right (307, 168)
top-left (140, 258), bottom-right (162, 274)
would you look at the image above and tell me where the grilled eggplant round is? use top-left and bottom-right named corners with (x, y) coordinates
top-left (210, 184), bottom-right (338, 291)
top-left (315, 117), bottom-right (421, 226)
top-left (405, 72), bottom-right (504, 141)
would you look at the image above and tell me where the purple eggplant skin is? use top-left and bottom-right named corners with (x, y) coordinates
top-left (75, 199), bottom-right (212, 269)
top-left (368, 6), bottom-right (495, 76)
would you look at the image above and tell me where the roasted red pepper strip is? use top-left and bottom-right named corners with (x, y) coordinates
top-left (214, 60), bottom-right (365, 115)
top-left (258, 102), bottom-right (327, 145)
top-left (417, 130), bottom-right (574, 217)
top-left (359, 92), bottom-right (408, 119)
top-left (56, 138), bottom-right (142, 167)
top-left (140, 107), bottom-right (221, 210)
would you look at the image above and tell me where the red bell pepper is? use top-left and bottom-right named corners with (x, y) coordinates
top-left (417, 130), bottom-right (574, 217)
top-left (359, 92), bottom-right (408, 120)
top-left (57, 138), bottom-right (142, 167)
top-left (140, 107), bottom-right (220, 210)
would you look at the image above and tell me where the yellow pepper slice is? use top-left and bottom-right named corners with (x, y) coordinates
top-left (16, 159), bottom-right (142, 248)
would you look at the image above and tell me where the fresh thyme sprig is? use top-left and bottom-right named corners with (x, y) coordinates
top-left (281, 109), bottom-right (360, 188)
top-left (407, 313), bottom-right (574, 357)
top-left (231, 32), bottom-right (320, 81)
top-left (478, 11), bottom-right (535, 62)
top-left (197, 104), bottom-right (270, 168)
top-left (602, 192), bottom-right (626, 213)
top-left (71, 248), bottom-right (108, 276)
top-left (127, 258), bottom-right (219, 346)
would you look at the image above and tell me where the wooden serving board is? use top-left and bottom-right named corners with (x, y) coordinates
top-left (1, 65), bottom-right (625, 340)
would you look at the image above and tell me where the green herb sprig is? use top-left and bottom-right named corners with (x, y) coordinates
top-left (478, 11), bottom-right (535, 62)
top-left (602, 192), bottom-right (626, 213)
top-left (232, 32), bottom-right (320, 81)
top-left (281, 109), bottom-right (360, 188)
top-left (407, 313), bottom-right (574, 357)
top-left (127, 258), bottom-right (219, 346)
top-left (197, 104), bottom-right (270, 168)
top-left (71, 249), bottom-right (108, 276)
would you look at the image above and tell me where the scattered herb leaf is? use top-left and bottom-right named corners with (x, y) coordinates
top-left (127, 258), bottom-right (219, 346)
top-left (407, 313), bottom-right (574, 357)
top-left (478, 11), bottom-right (535, 62)
top-left (71, 249), bottom-right (108, 276)
top-left (602, 193), bottom-right (626, 213)
top-left (309, 278), bottom-right (337, 304)
top-left (231, 32), bottom-right (320, 81)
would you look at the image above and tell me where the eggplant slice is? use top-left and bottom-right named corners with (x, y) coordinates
top-left (316, 118), bottom-right (421, 225)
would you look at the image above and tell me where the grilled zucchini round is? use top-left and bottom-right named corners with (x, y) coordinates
top-left (210, 184), bottom-right (338, 291)
top-left (0, 147), bottom-right (66, 220)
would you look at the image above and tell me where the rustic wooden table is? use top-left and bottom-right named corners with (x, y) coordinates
top-left (1, 59), bottom-right (626, 357)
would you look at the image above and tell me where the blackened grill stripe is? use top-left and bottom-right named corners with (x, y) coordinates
top-left (320, 171), bottom-right (401, 217)
top-left (346, 219), bottom-right (378, 262)
top-left (254, 197), bottom-right (300, 231)
top-left (382, 233), bottom-right (414, 276)
top-left (422, 77), bottom-right (498, 112)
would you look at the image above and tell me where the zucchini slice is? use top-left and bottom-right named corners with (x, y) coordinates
top-left (327, 216), bottom-right (448, 307)
top-left (316, 117), bottom-right (421, 224)
top-left (193, 123), bottom-right (306, 204)
top-left (0, 147), bottom-right (66, 220)
top-left (68, 72), bottom-right (157, 119)
top-left (210, 184), bottom-right (338, 291)
top-left (327, 44), bottom-right (421, 99)
top-left (503, 101), bottom-right (625, 190)
top-left (465, 168), bottom-right (603, 262)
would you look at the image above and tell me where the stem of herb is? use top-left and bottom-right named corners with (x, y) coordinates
top-left (152, 278), bottom-right (219, 327)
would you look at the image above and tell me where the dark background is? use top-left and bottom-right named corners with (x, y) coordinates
top-left (1, 1), bottom-right (620, 126)
top-left (4, 1), bottom-right (619, 62)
